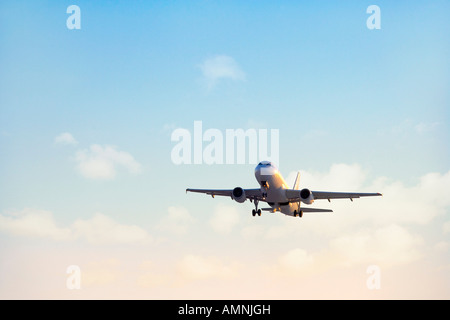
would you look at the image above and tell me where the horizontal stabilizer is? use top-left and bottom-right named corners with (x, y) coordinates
top-left (301, 208), bottom-right (333, 213)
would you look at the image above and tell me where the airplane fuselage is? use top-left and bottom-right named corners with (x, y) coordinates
top-left (254, 162), bottom-right (300, 216)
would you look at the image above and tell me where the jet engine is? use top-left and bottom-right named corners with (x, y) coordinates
top-left (300, 188), bottom-right (314, 205)
top-left (232, 187), bottom-right (246, 203)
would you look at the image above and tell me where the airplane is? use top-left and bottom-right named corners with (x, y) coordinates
top-left (186, 161), bottom-right (382, 218)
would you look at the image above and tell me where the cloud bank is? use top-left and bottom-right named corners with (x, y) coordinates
top-left (1, 164), bottom-right (449, 299)
top-left (0, 209), bottom-right (152, 245)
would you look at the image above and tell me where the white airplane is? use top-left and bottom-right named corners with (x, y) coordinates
top-left (186, 161), bottom-right (382, 217)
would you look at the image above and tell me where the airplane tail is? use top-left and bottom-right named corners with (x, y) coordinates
top-left (293, 172), bottom-right (300, 190)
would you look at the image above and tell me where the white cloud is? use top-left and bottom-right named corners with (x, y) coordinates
top-left (263, 248), bottom-right (316, 279)
top-left (263, 224), bottom-right (423, 279)
top-left (283, 165), bottom-right (450, 231)
top-left (199, 55), bottom-right (246, 88)
top-left (0, 209), bottom-right (152, 245)
top-left (209, 204), bottom-right (240, 234)
top-left (276, 248), bottom-right (314, 272)
top-left (81, 259), bottom-right (121, 287)
top-left (443, 221), bottom-right (450, 234)
top-left (72, 213), bottom-right (152, 245)
top-left (156, 206), bottom-right (195, 235)
top-left (137, 255), bottom-right (243, 289)
top-left (54, 132), bottom-right (78, 145)
top-left (241, 224), bottom-right (266, 239)
top-left (329, 224), bottom-right (423, 267)
top-left (365, 171), bottom-right (450, 226)
top-left (75, 144), bottom-right (142, 180)
top-left (137, 261), bottom-right (176, 288)
top-left (434, 241), bottom-right (449, 252)
top-left (177, 254), bottom-right (240, 281)
top-left (0, 208), bottom-right (71, 241)
top-left (286, 163), bottom-right (367, 191)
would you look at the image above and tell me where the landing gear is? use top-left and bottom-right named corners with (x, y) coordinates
top-left (252, 209), bottom-right (261, 216)
top-left (294, 201), bottom-right (303, 218)
top-left (252, 200), bottom-right (261, 216)
top-left (293, 210), bottom-right (303, 218)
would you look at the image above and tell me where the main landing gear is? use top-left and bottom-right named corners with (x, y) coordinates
top-left (252, 209), bottom-right (261, 216)
top-left (252, 199), bottom-right (261, 216)
top-left (293, 210), bottom-right (303, 218)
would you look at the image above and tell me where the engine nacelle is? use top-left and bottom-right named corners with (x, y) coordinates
top-left (300, 188), bottom-right (314, 205)
top-left (232, 187), bottom-right (246, 203)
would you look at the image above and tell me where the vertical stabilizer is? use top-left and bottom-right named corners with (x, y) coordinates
top-left (293, 172), bottom-right (300, 190)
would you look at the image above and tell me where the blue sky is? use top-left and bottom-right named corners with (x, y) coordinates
top-left (0, 1), bottom-right (449, 299)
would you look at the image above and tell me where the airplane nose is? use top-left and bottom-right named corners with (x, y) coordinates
top-left (255, 164), bottom-right (276, 177)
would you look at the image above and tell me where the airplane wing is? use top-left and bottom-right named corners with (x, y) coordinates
top-left (285, 189), bottom-right (382, 201)
top-left (186, 188), bottom-right (263, 200)
top-left (311, 191), bottom-right (382, 201)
